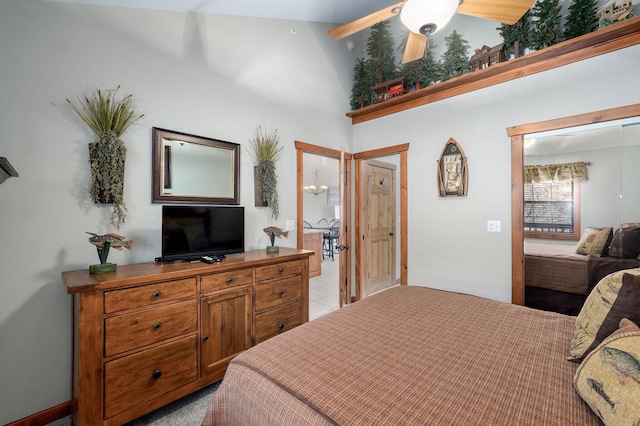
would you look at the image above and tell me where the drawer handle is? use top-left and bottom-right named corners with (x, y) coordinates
top-left (153, 322), bottom-right (161, 329)
top-left (152, 369), bottom-right (162, 380)
top-left (203, 334), bottom-right (209, 341)
top-left (278, 290), bottom-right (285, 296)
top-left (279, 268), bottom-right (284, 273)
top-left (278, 323), bottom-right (285, 330)
top-left (153, 291), bottom-right (161, 298)
top-left (227, 277), bottom-right (233, 283)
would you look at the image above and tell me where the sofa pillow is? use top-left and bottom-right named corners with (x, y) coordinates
top-left (574, 319), bottom-right (640, 425)
top-left (608, 227), bottom-right (640, 259)
top-left (576, 227), bottom-right (613, 257)
top-left (569, 271), bottom-right (640, 361)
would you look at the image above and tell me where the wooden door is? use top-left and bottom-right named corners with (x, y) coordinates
top-left (359, 160), bottom-right (396, 298)
top-left (200, 286), bottom-right (252, 378)
top-left (338, 147), bottom-right (350, 307)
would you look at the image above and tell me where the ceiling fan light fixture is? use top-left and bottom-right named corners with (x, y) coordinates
top-left (400, 0), bottom-right (459, 35)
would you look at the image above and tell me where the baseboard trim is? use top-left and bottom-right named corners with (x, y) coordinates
top-left (7, 401), bottom-right (70, 426)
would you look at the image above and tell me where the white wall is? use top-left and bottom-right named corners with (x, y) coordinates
top-left (0, 1), bottom-right (358, 422)
top-left (352, 43), bottom-right (640, 302)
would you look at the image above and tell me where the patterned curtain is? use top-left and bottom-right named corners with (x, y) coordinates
top-left (524, 162), bottom-right (589, 184)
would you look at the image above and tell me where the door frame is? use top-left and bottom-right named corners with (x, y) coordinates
top-left (358, 159), bottom-right (397, 299)
top-left (507, 103), bottom-right (640, 305)
top-left (354, 143), bottom-right (409, 301)
top-left (295, 141), bottom-right (353, 305)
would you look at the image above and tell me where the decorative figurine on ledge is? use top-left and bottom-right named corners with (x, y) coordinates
top-left (263, 226), bottom-right (288, 253)
top-left (87, 232), bottom-right (134, 274)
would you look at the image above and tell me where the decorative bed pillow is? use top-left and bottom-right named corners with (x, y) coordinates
top-left (622, 223), bottom-right (640, 228)
top-left (574, 319), bottom-right (640, 425)
top-left (608, 227), bottom-right (640, 259)
top-left (569, 271), bottom-right (640, 361)
top-left (576, 227), bottom-right (613, 257)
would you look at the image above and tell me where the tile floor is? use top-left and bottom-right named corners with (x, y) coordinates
top-left (309, 253), bottom-right (340, 320)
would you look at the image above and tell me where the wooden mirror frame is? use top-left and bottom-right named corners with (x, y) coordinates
top-left (152, 128), bottom-right (240, 204)
top-left (507, 103), bottom-right (640, 305)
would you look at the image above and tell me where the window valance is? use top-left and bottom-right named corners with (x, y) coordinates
top-left (524, 162), bottom-right (589, 184)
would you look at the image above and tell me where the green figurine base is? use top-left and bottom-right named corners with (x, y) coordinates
top-left (266, 246), bottom-right (279, 253)
top-left (90, 263), bottom-right (117, 274)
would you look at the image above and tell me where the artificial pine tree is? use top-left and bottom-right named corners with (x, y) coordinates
top-left (421, 40), bottom-right (443, 86)
top-left (441, 30), bottom-right (470, 81)
top-left (563, 0), bottom-right (599, 39)
top-left (366, 21), bottom-right (398, 84)
top-left (350, 58), bottom-right (375, 110)
top-left (498, 9), bottom-right (532, 57)
top-left (400, 37), bottom-right (442, 90)
top-left (530, 0), bottom-right (563, 50)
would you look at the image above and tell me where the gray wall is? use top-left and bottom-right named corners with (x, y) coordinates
top-left (352, 44), bottom-right (640, 301)
top-left (0, 1), bottom-right (357, 422)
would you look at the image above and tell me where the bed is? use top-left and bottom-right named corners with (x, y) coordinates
top-left (203, 285), bottom-right (601, 425)
top-left (525, 242), bottom-right (639, 315)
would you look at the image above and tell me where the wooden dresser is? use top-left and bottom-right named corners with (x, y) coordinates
top-left (63, 248), bottom-right (311, 426)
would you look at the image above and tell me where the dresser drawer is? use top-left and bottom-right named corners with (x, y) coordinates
top-left (255, 302), bottom-right (303, 344)
top-left (254, 276), bottom-right (302, 312)
top-left (255, 260), bottom-right (301, 283)
top-left (201, 268), bottom-right (253, 293)
top-left (105, 299), bottom-right (197, 357)
top-left (104, 278), bottom-right (197, 313)
top-left (104, 335), bottom-right (197, 419)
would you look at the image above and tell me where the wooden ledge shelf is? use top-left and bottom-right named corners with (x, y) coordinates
top-left (347, 16), bottom-right (640, 125)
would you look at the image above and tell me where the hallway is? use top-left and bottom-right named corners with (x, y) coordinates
top-left (309, 254), bottom-right (340, 320)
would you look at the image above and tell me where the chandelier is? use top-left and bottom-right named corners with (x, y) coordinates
top-left (304, 166), bottom-right (328, 196)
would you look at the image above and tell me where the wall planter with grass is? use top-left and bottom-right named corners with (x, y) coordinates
top-left (67, 86), bottom-right (144, 229)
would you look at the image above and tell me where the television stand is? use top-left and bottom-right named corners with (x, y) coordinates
top-left (63, 248), bottom-right (312, 425)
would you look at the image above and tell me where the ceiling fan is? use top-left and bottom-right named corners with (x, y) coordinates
top-left (329, 0), bottom-right (536, 64)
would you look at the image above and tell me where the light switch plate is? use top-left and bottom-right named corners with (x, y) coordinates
top-left (285, 219), bottom-right (295, 231)
top-left (487, 220), bottom-right (501, 232)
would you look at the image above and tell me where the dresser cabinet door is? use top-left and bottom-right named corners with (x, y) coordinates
top-left (200, 287), bottom-right (252, 378)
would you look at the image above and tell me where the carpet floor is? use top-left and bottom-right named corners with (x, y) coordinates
top-left (46, 381), bottom-right (220, 426)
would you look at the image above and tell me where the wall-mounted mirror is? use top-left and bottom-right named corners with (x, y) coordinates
top-left (508, 104), bottom-right (640, 310)
top-left (152, 128), bottom-right (240, 204)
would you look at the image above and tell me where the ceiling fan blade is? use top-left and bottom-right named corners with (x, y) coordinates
top-left (402, 31), bottom-right (427, 64)
top-left (456, 0), bottom-right (536, 25)
top-left (328, 2), bottom-right (405, 40)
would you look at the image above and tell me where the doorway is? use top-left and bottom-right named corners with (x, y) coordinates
top-left (508, 103), bottom-right (640, 305)
top-left (354, 144), bottom-right (409, 301)
top-left (358, 159), bottom-right (397, 298)
top-left (295, 141), bottom-right (352, 317)
top-left (297, 141), bottom-right (410, 313)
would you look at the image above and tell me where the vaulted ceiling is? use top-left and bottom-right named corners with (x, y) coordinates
top-left (41, 0), bottom-right (394, 24)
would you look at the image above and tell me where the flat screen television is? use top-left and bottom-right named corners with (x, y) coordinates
top-left (161, 205), bottom-right (244, 261)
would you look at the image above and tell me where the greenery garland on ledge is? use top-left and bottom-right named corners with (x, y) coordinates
top-left (66, 86), bottom-right (144, 229)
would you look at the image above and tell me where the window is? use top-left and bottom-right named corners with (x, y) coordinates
top-left (524, 179), bottom-right (581, 240)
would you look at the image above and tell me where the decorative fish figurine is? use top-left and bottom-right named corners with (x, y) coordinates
top-left (86, 232), bottom-right (134, 266)
top-left (263, 226), bottom-right (288, 247)
top-left (587, 378), bottom-right (615, 409)
top-left (87, 232), bottom-right (135, 250)
top-left (263, 227), bottom-right (289, 239)
top-left (600, 347), bottom-right (640, 384)
top-left (87, 232), bottom-right (134, 250)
